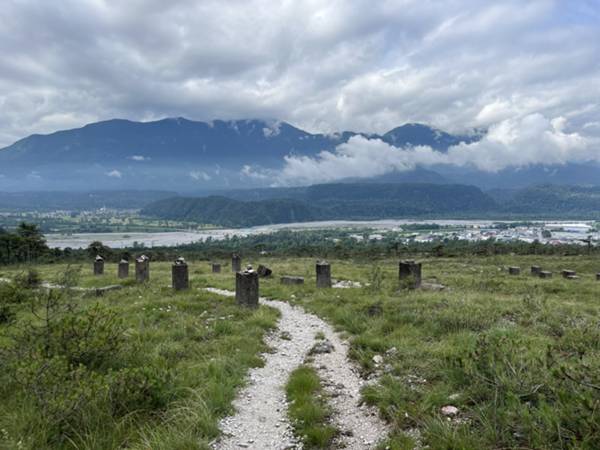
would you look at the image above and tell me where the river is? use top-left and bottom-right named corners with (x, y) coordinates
top-left (45, 219), bottom-right (503, 249)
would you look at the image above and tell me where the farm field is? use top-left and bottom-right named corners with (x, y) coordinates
top-left (1, 255), bottom-right (599, 449)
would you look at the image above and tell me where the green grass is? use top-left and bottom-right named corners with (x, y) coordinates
top-left (2, 254), bottom-right (600, 449)
top-left (285, 365), bottom-right (338, 448)
top-left (0, 262), bottom-right (278, 449)
top-left (210, 255), bottom-right (600, 449)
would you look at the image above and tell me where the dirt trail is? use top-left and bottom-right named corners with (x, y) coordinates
top-left (205, 288), bottom-right (388, 450)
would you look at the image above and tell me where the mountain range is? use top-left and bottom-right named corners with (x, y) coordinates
top-left (0, 117), bottom-right (598, 191)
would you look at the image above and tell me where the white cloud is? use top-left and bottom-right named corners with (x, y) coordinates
top-left (106, 169), bottom-right (122, 178)
top-left (0, 0), bottom-right (598, 168)
top-left (241, 164), bottom-right (271, 180)
top-left (128, 155), bottom-right (149, 161)
top-left (274, 114), bottom-right (596, 185)
top-left (262, 121), bottom-right (281, 138)
top-left (189, 170), bottom-right (211, 181)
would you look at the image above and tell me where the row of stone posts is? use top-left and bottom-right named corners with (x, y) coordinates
top-left (509, 265), bottom-right (600, 280)
top-left (94, 253), bottom-right (428, 307)
top-left (93, 255), bottom-right (150, 282)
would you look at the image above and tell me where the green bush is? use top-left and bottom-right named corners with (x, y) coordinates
top-left (0, 287), bottom-right (174, 447)
top-left (14, 269), bottom-right (41, 289)
top-left (108, 366), bottom-right (174, 416)
top-left (447, 329), bottom-right (600, 448)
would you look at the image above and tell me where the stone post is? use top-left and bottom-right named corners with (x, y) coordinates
top-left (118, 259), bottom-right (129, 279)
top-left (135, 255), bottom-right (150, 283)
top-left (212, 263), bottom-right (221, 273)
top-left (561, 269), bottom-right (576, 278)
top-left (399, 260), bottom-right (422, 288)
top-left (596, 273), bottom-right (600, 281)
top-left (531, 266), bottom-right (541, 276)
top-left (539, 271), bottom-right (552, 279)
top-left (93, 256), bottom-right (104, 276)
top-left (316, 261), bottom-right (331, 288)
top-left (236, 266), bottom-right (259, 307)
top-left (172, 257), bottom-right (189, 291)
top-left (508, 266), bottom-right (521, 275)
top-left (281, 276), bottom-right (305, 285)
top-left (232, 253), bottom-right (242, 272)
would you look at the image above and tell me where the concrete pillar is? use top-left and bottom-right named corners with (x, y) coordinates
top-left (316, 261), bottom-right (331, 288)
top-left (232, 253), bottom-right (242, 272)
top-left (399, 260), bottom-right (422, 288)
top-left (212, 263), bottom-right (221, 273)
top-left (531, 266), bottom-right (541, 276)
top-left (135, 255), bottom-right (150, 283)
top-left (172, 257), bottom-right (189, 291)
top-left (93, 256), bottom-right (104, 276)
top-left (539, 271), bottom-right (552, 279)
top-left (281, 276), bottom-right (305, 285)
top-left (118, 259), bottom-right (129, 279)
top-left (508, 266), bottom-right (521, 275)
top-left (236, 267), bottom-right (259, 307)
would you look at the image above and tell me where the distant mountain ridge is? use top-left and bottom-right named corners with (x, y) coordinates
top-left (0, 117), bottom-right (599, 191)
top-left (0, 118), bottom-right (476, 191)
top-left (141, 182), bottom-right (497, 226)
top-left (142, 182), bottom-right (600, 227)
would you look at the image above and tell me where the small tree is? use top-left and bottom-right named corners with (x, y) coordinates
top-left (86, 241), bottom-right (112, 259)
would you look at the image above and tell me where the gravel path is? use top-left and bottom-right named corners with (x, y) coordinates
top-left (205, 288), bottom-right (388, 450)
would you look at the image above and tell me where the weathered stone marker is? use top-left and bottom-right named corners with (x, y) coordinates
top-left (232, 253), bottom-right (242, 272)
top-left (508, 266), bottom-right (521, 275)
top-left (118, 259), bottom-right (129, 279)
top-left (212, 263), bottom-right (221, 273)
top-left (399, 260), bottom-right (422, 288)
top-left (172, 257), bottom-right (189, 290)
top-left (539, 271), bottom-right (553, 279)
top-left (316, 261), bottom-right (332, 288)
top-left (257, 265), bottom-right (272, 278)
top-left (281, 276), bottom-right (305, 285)
top-left (561, 269), bottom-right (576, 278)
top-left (236, 266), bottom-right (259, 307)
top-left (566, 274), bottom-right (579, 280)
top-left (596, 273), bottom-right (600, 281)
top-left (135, 255), bottom-right (150, 283)
top-left (93, 255), bottom-right (104, 276)
top-left (531, 266), bottom-right (541, 276)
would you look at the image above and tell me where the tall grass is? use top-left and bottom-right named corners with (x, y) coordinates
top-left (285, 365), bottom-right (337, 448)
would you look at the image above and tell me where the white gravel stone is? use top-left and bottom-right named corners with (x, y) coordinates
top-left (205, 288), bottom-right (389, 450)
top-left (441, 405), bottom-right (459, 416)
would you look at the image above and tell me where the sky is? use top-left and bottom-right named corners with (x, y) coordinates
top-left (1, 0), bottom-right (599, 182)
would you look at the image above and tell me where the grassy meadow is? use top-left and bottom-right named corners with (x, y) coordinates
top-left (1, 254), bottom-right (600, 449)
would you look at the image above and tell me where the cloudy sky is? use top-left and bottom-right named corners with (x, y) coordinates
top-left (1, 0), bottom-right (599, 178)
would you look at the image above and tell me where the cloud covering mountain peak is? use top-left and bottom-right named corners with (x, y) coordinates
top-left (259, 114), bottom-right (595, 186)
top-left (0, 0), bottom-right (598, 155)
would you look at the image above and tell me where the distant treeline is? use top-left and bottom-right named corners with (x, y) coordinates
top-left (141, 183), bottom-right (600, 227)
top-left (0, 190), bottom-right (175, 212)
top-left (2, 225), bottom-right (596, 267)
top-left (128, 230), bottom-right (598, 262)
top-left (0, 223), bottom-right (56, 265)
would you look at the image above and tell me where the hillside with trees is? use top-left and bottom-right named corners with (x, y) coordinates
top-left (141, 183), bottom-right (497, 226)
